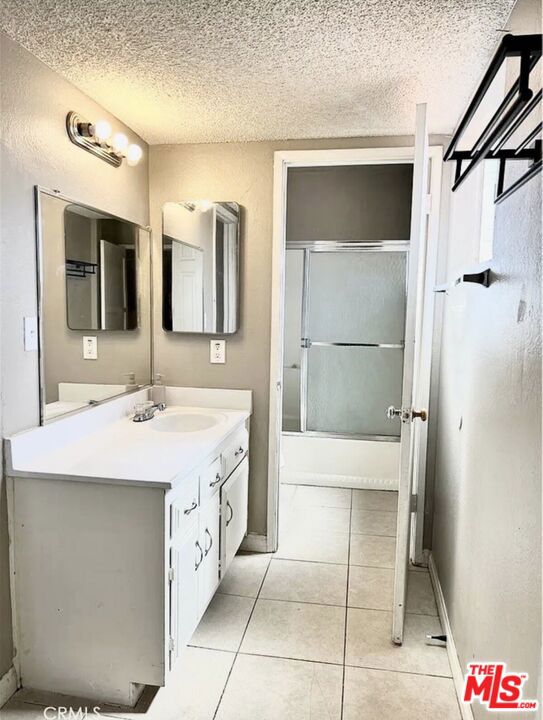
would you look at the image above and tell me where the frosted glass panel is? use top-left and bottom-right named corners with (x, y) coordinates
top-left (306, 346), bottom-right (403, 436)
top-left (308, 251), bottom-right (407, 344)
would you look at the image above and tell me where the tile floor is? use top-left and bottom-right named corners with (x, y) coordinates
top-left (2, 485), bottom-right (462, 720)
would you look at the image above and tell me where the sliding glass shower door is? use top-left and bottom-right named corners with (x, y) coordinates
top-left (283, 244), bottom-right (407, 439)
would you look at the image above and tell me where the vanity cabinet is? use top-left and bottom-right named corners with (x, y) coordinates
top-left (8, 414), bottom-right (250, 707)
top-left (167, 430), bottom-right (249, 669)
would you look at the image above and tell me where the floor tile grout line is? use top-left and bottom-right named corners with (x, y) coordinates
top-left (237, 650), bottom-right (345, 667)
top-left (212, 551), bottom-right (274, 719)
top-left (340, 488), bottom-right (353, 720)
top-left (342, 662), bottom-right (453, 680)
top-left (189, 594), bottom-right (438, 628)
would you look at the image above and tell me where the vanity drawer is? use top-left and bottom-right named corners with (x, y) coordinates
top-left (223, 427), bottom-right (249, 479)
top-left (170, 471), bottom-right (199, 539)
top-left (200, 456), bottom-right (223, 502)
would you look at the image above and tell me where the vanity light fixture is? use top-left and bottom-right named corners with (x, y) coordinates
top-left (66, 111), bottom-right (143, 168)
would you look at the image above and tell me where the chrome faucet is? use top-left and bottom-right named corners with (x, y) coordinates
top-left (133, 402), bottom-right (166, 423)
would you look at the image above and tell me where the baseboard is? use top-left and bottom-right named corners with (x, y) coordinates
top-left (0, 666), bottom-right (18, 708)
top-left (428, 553), bottom-right (474, 720)
top-left (240, 533), bottom-right (268, 553)
top-left (281, 470), bottom-right (398, 491)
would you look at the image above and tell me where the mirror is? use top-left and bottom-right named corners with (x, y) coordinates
top-left (37, 188), bottom-right (152, 424)
top-left (64, 205), bottom-right (138, 330)
top-left (162, 201), bottom-right (240, 334)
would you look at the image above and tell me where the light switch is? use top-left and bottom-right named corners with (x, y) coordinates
top-left (210, 339), bottom-right (226, 364)
top-left (83, 336), bottom-right (98, 360)
top-left (24, 317), bottom-right (38, 352)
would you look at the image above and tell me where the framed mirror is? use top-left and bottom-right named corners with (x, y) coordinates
top-left (36, 187), bottom-right (152, 424)
top-left (162, 201), bottom-right (240, 334)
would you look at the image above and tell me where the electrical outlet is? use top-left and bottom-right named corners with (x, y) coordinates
top-left (83, 336), bottom-right (98, 360)
top-left (210, 339), bottom-right (226, 364)
top-left (24, 317), bottom-right (38, 351)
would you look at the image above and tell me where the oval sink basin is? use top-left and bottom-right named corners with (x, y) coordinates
top-left (151, 412), bottom-right (223, 433)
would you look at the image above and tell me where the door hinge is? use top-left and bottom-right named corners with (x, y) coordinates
top-left (410, 493), bottom-right (418, 512)
top-left (168, 567), bottom-right (174, 583)
top-left (168, 636), bottom-right (175, 652)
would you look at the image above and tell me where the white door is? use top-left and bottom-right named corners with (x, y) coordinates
top-left (172, 241), bottom-right (204, 331)
top-left (199, 494), bottom-right (220, 612)
top-left (170, 523), bottom-right (201, 667)
top-left (220, 457), bottom-right (249, 576)
top-left (100, 240), bottom-right (127, 329)
top-left (389, 104), bottom-right (430, 644)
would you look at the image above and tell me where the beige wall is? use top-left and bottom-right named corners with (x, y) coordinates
top-left (149, 134), bottom-right (448, 535)
top-left (286, 164), bottom-right (413, 241)
top-left (0, 33), bottom-right (149, 679)
top-left (430, 1), bottom-right (542, 713)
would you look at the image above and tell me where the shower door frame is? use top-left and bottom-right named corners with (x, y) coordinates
top-left (267, 144), bottom-right (443, 563)
top-left (284, 241), bottom-right (409, 441)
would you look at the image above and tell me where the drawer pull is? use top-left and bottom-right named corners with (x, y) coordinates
top-left (234, 446), bottom-right (245, 457)
top-left (184, 500), bottom-right (198, 516)
top-left (226, 500), bottom-right (234, 527)
top-left (210, 472), bottom-right (222, 488)
top-left (195, 541), bottom-right (204, 571)
top-left (204, 528), bottom-right (213, 556)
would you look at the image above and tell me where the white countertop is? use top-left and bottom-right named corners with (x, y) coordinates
top-left (7, 403), bottom-right (250, 490)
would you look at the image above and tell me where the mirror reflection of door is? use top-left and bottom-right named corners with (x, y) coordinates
top-left (100, 240), bottom-right (127, 329)
top-left (214, 204), bottom-right (239, 334)
top-left (172, 241), bottom-right (204, 332)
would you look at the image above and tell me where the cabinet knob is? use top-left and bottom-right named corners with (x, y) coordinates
top-left (234, 446), bottom-right (244, 457)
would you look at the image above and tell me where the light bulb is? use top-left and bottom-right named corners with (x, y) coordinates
top-left (126, 144), bottom-right (143, 166)
top-left (112, 132), bottom-right (129, 154)
top-left (93, 119), bottom-right (112, 143)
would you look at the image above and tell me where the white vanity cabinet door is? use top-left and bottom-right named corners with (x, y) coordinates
top-left (170, 470), bottom-right (199, 539)
top-left (199, 494), bottom-right (220, 612)
top-left (200, 455), bottom-right (223, 503)
top-left (220, 456), bottom-right (249, 577)
top-left (222, 427), bottom-right (249, 479)
top-left (170, 522), bottom-right (202, 667)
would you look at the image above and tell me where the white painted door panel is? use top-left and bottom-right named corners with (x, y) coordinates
top-left (170, 522), bottom-right (201, 667)
top-left (392, 103), bottom-right (430, 644)
top-left (199, 494), bottom-right (220, 612)
top-left (220, 457), bottom-right (249, 576)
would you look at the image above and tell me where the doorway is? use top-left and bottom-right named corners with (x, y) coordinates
top-left (268, 126), bottom-right (443, 643)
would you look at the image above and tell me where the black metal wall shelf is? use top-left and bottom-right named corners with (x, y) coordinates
top-left (445, 33), bottom-right (542, 204)
top-left (66, 259), bottom-right (98, 279)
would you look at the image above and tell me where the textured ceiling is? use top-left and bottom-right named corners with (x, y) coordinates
top-left (1, 0), bottom-right (516, 144)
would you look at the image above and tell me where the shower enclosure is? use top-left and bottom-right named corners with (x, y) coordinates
top-left (283, 244), bottom-right (407, 437)
top-left (281, 163), bottom-right (413, 489)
